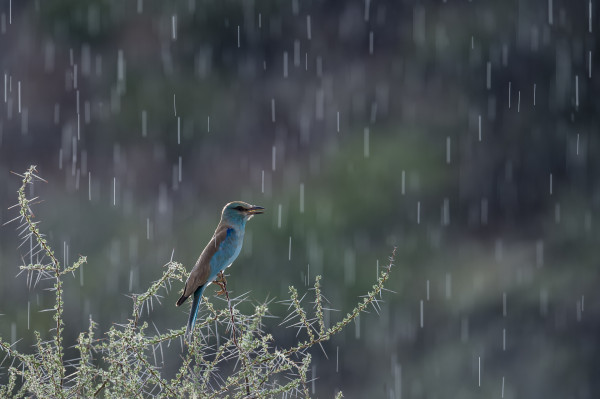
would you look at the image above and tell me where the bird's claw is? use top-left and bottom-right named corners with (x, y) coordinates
top-left (213, 271), bottom-right (227, 295)
top-left (214, 282), bottom-right (226, 296)
top-left (215, 271), bottom-right (227, 285)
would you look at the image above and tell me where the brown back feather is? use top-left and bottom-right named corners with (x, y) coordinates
top-left (181, 223), bottom-right (232, 299)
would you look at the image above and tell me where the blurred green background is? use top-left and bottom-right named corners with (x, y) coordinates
top-left (0, 0), bottom-right (598, 397)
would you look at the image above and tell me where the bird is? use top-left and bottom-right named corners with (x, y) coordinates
top-left (176, 201), bottom-right (264, 341)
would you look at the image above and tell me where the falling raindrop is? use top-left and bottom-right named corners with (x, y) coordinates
top-left (589, 0), bottom-right (593, 32)
top-left (364, 128), bottom-right (370, 158)
top-left (336, 346), bottom-right (339, 373)
top-left (306, 15), bottom-right (312, 40)
top-left (288, 236), bottom-right (292, 260)
top-left (478, 356), bottom-right (481, 387)
top-left (178, 156), bottom-right (182, 182)
top-left (446, 136), bottom-right (451, 164)
top-left (299, 183), bottom-right (305, 213)
top-left (54, 103), bottom-right (60, 124)
top-left (401, 170), bottom-right (406, 195)
top-left (442, 198), bottom-right (450, 226)
top-left (306, 264), bottom-right (310, 286)
top-left (575, 75), bottom-right (579, 109)
top-left (311, 365), bottom-right (316, 394)
top-left (277, 204), bottom-right (282, 228)
top-left (420, 300), bottom-right (424, 328)
top-left (142, 110), bottom-right (147, 137)
top-left (315, 88), bottom-right (324, 119)
top-left (481, 198), bottom-right (488, 225)
top-left (395, 362), bottom-right (402, 399)
top-left (271, 98), bottom-right (275, 122)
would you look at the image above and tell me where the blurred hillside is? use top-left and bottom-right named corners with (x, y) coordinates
top-left (0, 1), bottom-right (598, 397)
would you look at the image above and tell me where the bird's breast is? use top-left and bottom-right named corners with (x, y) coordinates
top-left (210, 227), bottom-right (243, 271)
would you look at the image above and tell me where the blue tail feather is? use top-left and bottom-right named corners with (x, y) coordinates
top-left (186, 285), bottom-right (206, 342)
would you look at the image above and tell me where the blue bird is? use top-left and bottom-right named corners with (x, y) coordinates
top-left (176, 201), bottom-right (264, 341)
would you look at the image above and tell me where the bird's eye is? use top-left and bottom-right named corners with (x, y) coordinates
top-left (234, 206), bottom-right (245, 211)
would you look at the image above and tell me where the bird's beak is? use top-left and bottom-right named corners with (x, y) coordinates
top-left (247, 205), bottom-right (265, 215)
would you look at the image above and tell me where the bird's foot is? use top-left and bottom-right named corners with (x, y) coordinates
top-left (214, 281), bottom-right (226, 295)
top-left (213, 272), bottom-right (227, 295)
top-left (215, 271), bottom-right (227, 285)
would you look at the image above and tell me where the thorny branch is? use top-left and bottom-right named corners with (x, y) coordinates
top-left (0, 166), bottom-right (396, 399)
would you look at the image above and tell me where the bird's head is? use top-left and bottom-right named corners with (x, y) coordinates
top-left (221, 201), bottom-right (265, 224)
